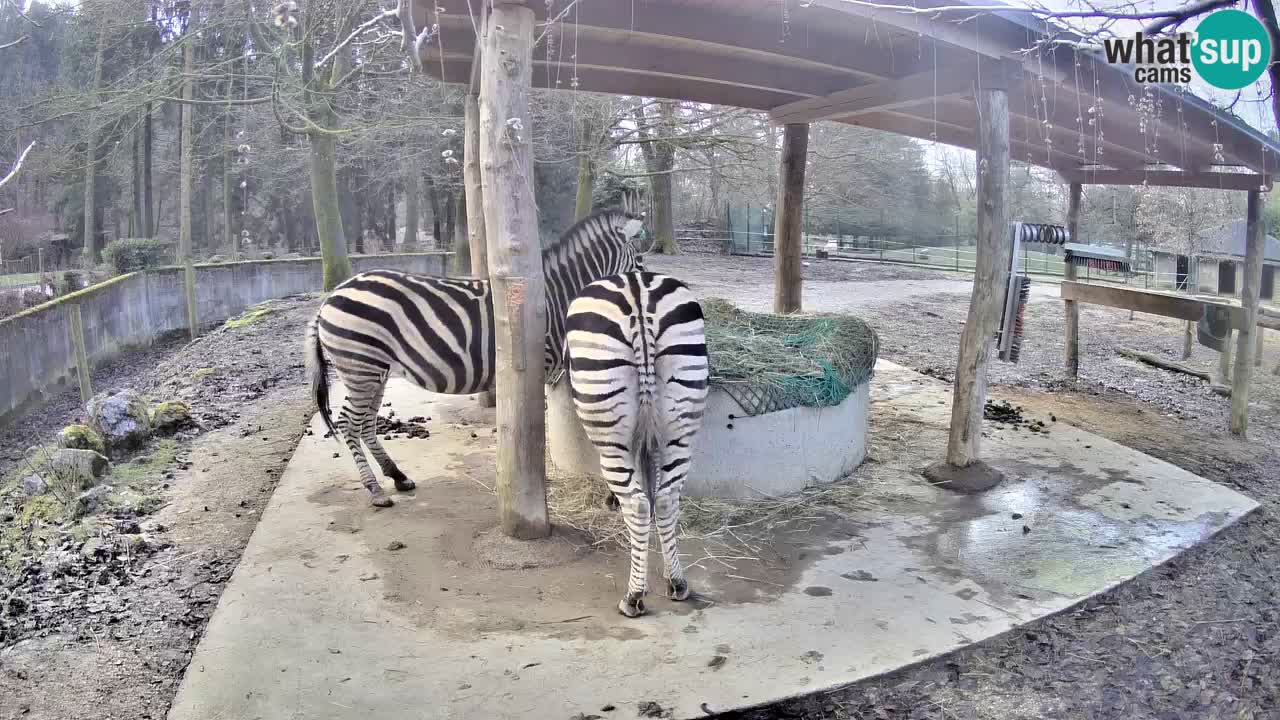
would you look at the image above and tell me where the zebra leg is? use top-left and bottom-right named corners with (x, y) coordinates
top-left (654, 489), bottom-right (689, 601)
top-left (335, 379), bottom-right (393, 507)
top-left (616, 489), bottom-right (652, 618)
top-left (361, 382), bottom-right (416, 492)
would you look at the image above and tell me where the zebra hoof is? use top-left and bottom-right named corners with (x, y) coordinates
top-left (668, 578), bottom-right (690, 601)
top-left (394, 478), bottom-right (416, 492)
top-left (618, 593), bottom-right (646, 618)
top-left (370, 495), bottom-right (394, 508)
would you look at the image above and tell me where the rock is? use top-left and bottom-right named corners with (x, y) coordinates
top-left (73, 485), bottom-right (113, 518)
top-left (48, 449), bottom-right (111, 493)
top-left (58, 424), bottom-right (107, 455)
top-left (151, 400), bottom-right (194, 435)
top-left (21, 474), bottom-right (48, 496)
top-left (87, 390), bottom-right (152, 453)
top-left (260, 251), bottom-right (275, 260)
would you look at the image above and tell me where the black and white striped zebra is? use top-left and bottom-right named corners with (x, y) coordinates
top-left (305, 202), bottom-right (647, 507)
top-left (564, 271), bottom-right (709, 617)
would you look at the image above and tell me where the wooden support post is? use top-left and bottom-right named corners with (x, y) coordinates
top-left (1231, 190), bottom-right (1266, 435)
top-left (1256, 328), bottom-right (1265, 367)
top-left (184, 259), bottom-right (199, 340)
top-left (935, 83), bottom-right (1011, 482)
top-left (773, 122), bottom-right (808, 314)
top-left (67, 303), bottom-right (92, 403)
top-left (464, 92), bottom-right (496, 409)
top-left (1064, 182), bottom-right (1082, 379)
top-left (479, 2), bottom-right (550, 540)
top-left (1219, 329), bottom-right (1233, 384)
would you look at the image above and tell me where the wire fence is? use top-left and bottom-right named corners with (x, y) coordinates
top-left (0, 251), bottom-right (74, 289)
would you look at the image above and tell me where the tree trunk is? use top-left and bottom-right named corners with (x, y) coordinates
top-left (223, 112), bottom-right (233, 255)
top-left (130, 123), bottom-right (142, 237)
top-left (310, 132), bottom-right (352, 290)
top-left (385, 181), bottom-right (396, 248)
top-left (402, 170), bottom-right (419, 250)
top-left (444, 185), bottom-right (457, 248)
top-left (479, 3), bottom-right (550, 540)
top-left (574, 116), bottom-right (596, 220)
top-left (143, 104), bottom-right (154, 238)
top-left (1183, 320), bottom-right (1195, 359)
top-left (451, 190), bottom-right (469, 274)
top-left (178, 37), bottom-right (195, 261)
top-left (772, 123), bottom-right (808, 314)
top-left (426, 175), bottom-right (441, 246)
top-left (943, 85), bottom-right (1010, 470)
top-left (82, 23), bottom-right (108, 265)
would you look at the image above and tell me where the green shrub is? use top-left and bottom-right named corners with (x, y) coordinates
top-left (102, 238), bottom-right (169, 274)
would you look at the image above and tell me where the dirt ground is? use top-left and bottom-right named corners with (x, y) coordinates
top-left (3, 253), bottom-right (1279, 720)
top-left (0, 295), bottom-right (322, 720)
top-left (643, 253), bottom-right (1280, 720)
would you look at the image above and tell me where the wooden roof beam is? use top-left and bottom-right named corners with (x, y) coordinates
top-left (769, 68), bottom-right (973, 124)
top-left (1057, 168), bottom-right (1272, 191)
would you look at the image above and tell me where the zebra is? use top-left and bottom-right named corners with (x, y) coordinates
top-left (564, 271), bottom-right (709, 617)
top-left (305, 199), bottom-right (648, 507)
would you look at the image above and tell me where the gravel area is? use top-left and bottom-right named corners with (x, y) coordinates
top-left (1, 295), bottom-right (322, 720)
top-left (647, 253), bottom-right (1280, 720)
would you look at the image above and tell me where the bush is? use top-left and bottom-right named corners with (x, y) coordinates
top-left (102, 238), bottom-right (169, 274)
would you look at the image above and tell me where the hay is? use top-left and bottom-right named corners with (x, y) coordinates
top-left (702, 298), bottom-right (878, 416)
top-left (546, 458), bottom-right (877, 556)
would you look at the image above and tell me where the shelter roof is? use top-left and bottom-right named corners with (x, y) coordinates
top-left (420, 0), bottom-right (1280, 189)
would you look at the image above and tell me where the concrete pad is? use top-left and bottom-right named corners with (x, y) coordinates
top-left (168, 361), bottom-right (1258, 720)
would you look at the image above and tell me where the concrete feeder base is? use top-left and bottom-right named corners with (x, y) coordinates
top-left (545, 379), bottom-right (870, 498)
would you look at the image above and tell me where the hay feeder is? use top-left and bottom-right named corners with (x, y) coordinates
top-left (547, 299), bottom-right (879, 499)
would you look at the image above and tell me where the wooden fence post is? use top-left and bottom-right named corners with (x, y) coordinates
top-left (1064, 182), bottom-right (1081, 378)
top-left (1219, 329), bottom-right (1233, 384)
top-left (1231, 190), bottom-right (1265, 435)
top-left (67, 303), bottom-right (92, 403)
top-left (772, 122), bottom-right (808, 314)
top-left (184, 260), bottom-right (199, 340)
top-left (479, 2), bottom-right (550, 540)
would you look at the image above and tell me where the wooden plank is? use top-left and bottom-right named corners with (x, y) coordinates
top-left (945, 85), bottom-right (1010, 468)
top-left (1117, 347), bottom-right (1211, 382)
top-left (67, 303), bottom-right (92, 404)
top-left (479, 2), bottom-right (550, 540)
top-left (1058, 168), bottom-right (1271, 192)
top-left (1062, 281), bottom-right (1230, 322)
top-left (1064, 183), bottom-right (1081, 379)
top-left (769, 69), bottom-right (970, 124)
top-left (1231, 190), bottom-right (1265, 435)
top-left (773, 123), bottom-right (808, 313)
top-left (464, 92), bottom-right (495, 410)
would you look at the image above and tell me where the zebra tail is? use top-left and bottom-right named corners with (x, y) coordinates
top-left (305, 316), bottom-right (338, 439)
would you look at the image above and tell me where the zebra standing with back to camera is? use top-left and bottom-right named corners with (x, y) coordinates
top-left (304, 193), bottom-right (647, 507)
top-left (565, 271), bottom-right (709, 617)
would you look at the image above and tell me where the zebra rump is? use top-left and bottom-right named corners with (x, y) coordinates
top-left (565, 271), bottom-right (709, 617)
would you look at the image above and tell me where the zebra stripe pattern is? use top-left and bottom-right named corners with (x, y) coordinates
top-left (305, 203), bottom-right (646, 507)
top-left (565, 271), bottom-right (709, 617)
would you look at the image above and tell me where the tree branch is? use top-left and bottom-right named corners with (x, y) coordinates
top-left (0, 141), bottom-right (35, 191)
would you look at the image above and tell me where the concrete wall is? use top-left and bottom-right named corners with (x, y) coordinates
top-left (546, 379), bottom-right (870, 499)
top-left (0, 253), bottom-right (450, 425)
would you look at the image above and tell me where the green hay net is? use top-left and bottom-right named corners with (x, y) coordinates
top-left (702, 298), bottom-right (880, 417)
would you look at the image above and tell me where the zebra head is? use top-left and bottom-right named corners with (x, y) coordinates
top-left (616, 186), bottom-right (652, 266)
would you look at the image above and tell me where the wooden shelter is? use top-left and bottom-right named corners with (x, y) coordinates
top-left (412, 0), bottom-right (1280, 533)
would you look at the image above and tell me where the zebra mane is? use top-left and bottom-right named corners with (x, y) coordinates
top-left (541, 206), bottom-right (636, 258)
